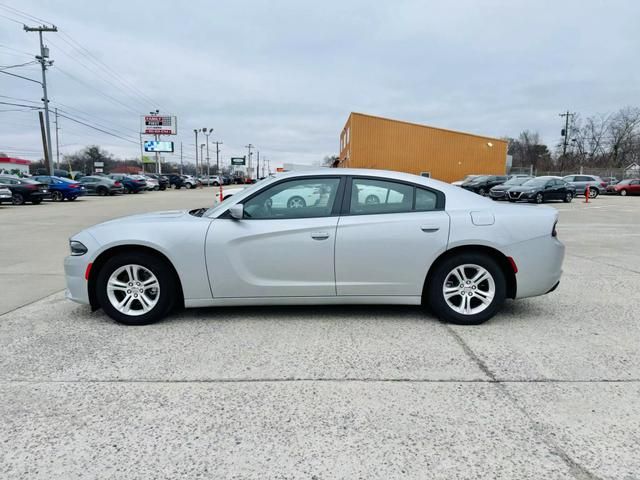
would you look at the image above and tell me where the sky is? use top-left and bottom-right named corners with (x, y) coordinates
top-left (1, 0), bottom-right (639, 169)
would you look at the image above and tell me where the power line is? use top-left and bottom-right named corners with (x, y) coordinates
top-left (0, 43), bottom-right (32, 56)
top-left (0, 3), bottom-right (53, 26)
top-left (0, 12), bottom-right (22, 24)
top-left (56, 112), bottom-right (139, 145)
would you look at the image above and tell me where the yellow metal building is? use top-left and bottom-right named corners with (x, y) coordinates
top-left (337, 112), bottom-right (508, 183)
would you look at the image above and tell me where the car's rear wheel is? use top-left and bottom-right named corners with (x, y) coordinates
top-left (365, 195), bottom-right (379, 205)
top-left (96, 252), bottom-right (177, 325)
top-left (589, 188), bottom-right (599, 199)
top-left (185, 182), bottom-right (192, 189)
top-left (31, 197), bottom-right (42, 205)
top-left (535, 193), bottom-right (544, 204)
top-left (97, 186), bottom-right (108, 196)
top-left (620, 189), bottom-right (628, 196)
top-left (287, 196), bottom-right (306, 208)
top-left (563, 192), bottom-right (573, 203)
top-left (478, 188), bottom-right (487, 196)
top-left (51, 191), bottom-right (64, 202)
top-left (12, 193), bottom-right (25, 205)
top-left (427, 253), bottom-right (506, 325)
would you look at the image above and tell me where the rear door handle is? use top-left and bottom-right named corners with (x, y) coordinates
top-left (311, 232), bottom-right (330, 240)
top-left (421, 225), bottom-right (440, 233)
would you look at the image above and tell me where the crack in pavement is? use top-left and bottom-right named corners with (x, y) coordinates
top-left (444, 324), bottom-right (602, 480)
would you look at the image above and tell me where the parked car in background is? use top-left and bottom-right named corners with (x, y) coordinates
top-left (489, 176), bottom-right (533, 200)
top-left (0, 175), bottom-right (48, 205)
top-left (562, 174), bottom-right (607, 198)
top-left (507, 176), bottom-right (575, 204)
top-left (144, 174), bottom-right (169, 190)
top-left (108, 174), bottom-right (146, 194)
top-left (167, 174), bottom-right (185, 189)
top-left (221, 175), bottom-right (232, 185)
top-left (606, 178), bottom-right (640, 196)
top-left (131, 175), bottom-right (158, 191)
top-left (65, 168), bottom-right (565, 326)
top-left (601, 176), bottom-right (619, 187)
top-left (451, 174), bottom-right (481, 187)
top-left (182, 175), bottom-right (199, 189)
top-left (199, 175), bottom-right (223, 186)
top-left (0, 186), bottom-right (12, 204)
top-left (79, 175), bottom-right (124, 196)
top-left (33, 175), bottom-right (86, 201)
top-left (461, 175), bottom-right (509, 196)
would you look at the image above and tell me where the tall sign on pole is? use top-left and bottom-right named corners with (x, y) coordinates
top-left (141, 113), bottom-right (177, 174)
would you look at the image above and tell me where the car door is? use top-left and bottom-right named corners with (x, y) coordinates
top-left (81, 177), bottom-right (96, 193)
top-left (630, 180), bottom-right (640, 195)
top-left (335, 177), bottom-right (449, 296)
top-left (206, 176), bottom-right (344, 298)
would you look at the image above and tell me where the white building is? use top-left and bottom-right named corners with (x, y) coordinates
top-left (0, 157), bottom-right (31, 175)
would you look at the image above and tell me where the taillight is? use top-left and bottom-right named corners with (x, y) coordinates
top-left (114, 181), bottom-right (121, 186)
top-left (600, 182), bottom-right (606, 187)
top-left (552, 221), bottom-right (558, 237)
top-left (69, 184), bottom-right (79, 188)
top-left (25, 184), bottom-right (37, 190)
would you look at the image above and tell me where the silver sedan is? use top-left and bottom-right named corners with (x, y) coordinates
top-left (64, 169), bottom-right (565, 325)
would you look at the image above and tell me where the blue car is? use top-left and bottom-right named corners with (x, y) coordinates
top-left (33, 176), bottom-right (87, 202)
top-left (107, 174), bottom-right (147, 193)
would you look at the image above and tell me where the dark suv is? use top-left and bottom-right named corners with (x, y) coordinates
top-left (145, 173), bottom-right (169, 190)
top-left (167, 174), bottom-right (186, 189)
top-left (461, 175), bottom-right (509, 196)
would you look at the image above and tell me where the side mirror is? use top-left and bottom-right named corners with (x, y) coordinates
top-left (229, 203), bottom-right (244, 220)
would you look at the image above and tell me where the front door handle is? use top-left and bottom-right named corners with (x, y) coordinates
top-left (421, 225), bottom-right (440, 233)
top-left (311, 232), bottom-right (330, 240)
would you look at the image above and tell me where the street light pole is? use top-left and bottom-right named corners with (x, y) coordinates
top-left (24, 24), bottom-right (57, 176)
top-left (200, 143), bottom-right (205, 179)
top-left (202, 128), bottom-right (213, 180)
top-left (193, 129), bottom-right (199, 177)
top-left (214, 141), bottom-right (223, 174)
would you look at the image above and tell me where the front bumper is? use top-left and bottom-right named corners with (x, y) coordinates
top-left (64, 232), bottom-right (101, 305)
top-left (489, 190), bottom-right (507, 200)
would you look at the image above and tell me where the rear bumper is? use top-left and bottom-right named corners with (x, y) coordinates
top-left (504, 236), bottom-right (565, 299)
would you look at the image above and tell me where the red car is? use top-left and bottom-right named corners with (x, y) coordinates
top-left (607, 179), bottom-right (640, 196)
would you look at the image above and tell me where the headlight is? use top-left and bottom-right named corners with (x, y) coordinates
top-left (69, 240), bottom-right (87, 256)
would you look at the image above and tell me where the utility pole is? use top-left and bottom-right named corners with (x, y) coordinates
top-left (256, 150), bottom-right (260, 179)
top-left (267, 157), bottom-right (271, 175)
top-left (200, 144), bottom-right (205, 178)
top-left (202, 128), bottom-right (213, 179)
top-left (214, 141), bottom-right (222, 174)
top-left (139, 132), bottom-right (145, 174)
top-left (180, 142), bottom-right (183, 175)
top-left (54, 107), bottom-right (60, 170)
top-left (245, 143), bottom-right (254, 180)
top-left (38, 111), bottom-right (50, 172)
top-left (24, 24), bottom-right (57, 176)
top-left (193, 129), bottom-right (199, 177)
top-left (262, 157), bottom-right (266, 177)
top-left (559, 111), bottom-right (575, 157)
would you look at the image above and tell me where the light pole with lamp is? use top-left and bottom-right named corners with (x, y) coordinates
top-left (202, 128), bottom-right (213, 181)
top-left (193, 129), bottom-right (199, 177)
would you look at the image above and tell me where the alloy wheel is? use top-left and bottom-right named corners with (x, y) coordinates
top-left (12, 193), bottom-right (24, 205)
top-left (52, 191), bottom-right (64, 202)
top-left (287, 196), bottom-right (306, 208)
top-left (621, 189), bottom-right (627, 196)
top-left (106, 264), bottom-right (160, 316)
top-left (536, 193), bottom-right (543, 204)
top-left (442, 264), bottom-right (496, 315)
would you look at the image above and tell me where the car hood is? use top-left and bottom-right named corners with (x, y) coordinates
top-left (91, 210), bottom-right (188, 228)
top-left (491, 184), bottom-right (512, 191)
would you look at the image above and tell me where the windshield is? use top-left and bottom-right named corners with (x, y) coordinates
top-left (57, 177), bottom-right (76, 183)
top-left (468, 176), bottom-right (489, 183)
top-left (522, 178), bottom-right (549, 187)
top-left (504, 177), bottom-right (531, 186)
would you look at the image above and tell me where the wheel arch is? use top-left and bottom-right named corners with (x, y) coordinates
top-left (88, 244), bottom-right (184, 311)
top-left (422, 244), bottom-right (517, 303)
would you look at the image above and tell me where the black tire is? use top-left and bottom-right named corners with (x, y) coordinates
top-left (69, 196), bottom-right (77, 201)
top-left (95, 252), bottom-right (177, 325)
top-left (12, 193), bottom-right (25, 205)
top-left (159, 186), bottom-right (166, 191)
top-left (620, 189), bottom-right (628, 196)
top-left (588, 188), bottom-right (599, 199)
top-left (125, 187), bottom-right (132, 194)
top-left (51, 190), bottom-right (64, 202)
top-left (563, 192), bottom-right (573, 203)
top-left (478, 188), bottom-right (487, 196)
top-left (31, 197), bottom-right (43, 205)
top-left (426, 253), bottom-right (506, 325)
top-left (508, 199), bottom-right (516, 203)
top-left (535, 193), bottom-right (544, 204)
top-left (185, 182), bottom-right (192, 189)
top-left (365, 195), bottom-right (380, 205)
top-left (287, 196), bottom-right (306, 208)
top-left (213, 181), bottom-right (220, 186)
top-left (97, 186), bottom-right (108, 196)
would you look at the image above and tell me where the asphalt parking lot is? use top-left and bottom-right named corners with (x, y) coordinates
top-left (1, 192), bottom-right (639, 479)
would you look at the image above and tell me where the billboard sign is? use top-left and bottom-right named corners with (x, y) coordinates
top-left (141, 115), bottom-right (177, 135)
top-left (144, 141), bottom-right (174, 153)
top-left (231, 156), bottom-right (246, 166)
top-left (93, 161), bottom-right (104, 167)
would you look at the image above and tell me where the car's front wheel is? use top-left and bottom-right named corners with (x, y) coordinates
top-left (426, 253), bottom-right (506, 325)
top-left (535, 193), bottom-right (544, 204)
top-left (563, 192), bottom-right (573, 203)
top-left (51, 191), bottom-right (64, 202)
top-left (96, 252), bottom-right (177, 325)
top-left (287, 196), bottom-right (306, 208)
top-left (185, 182), bottom-right (192, 189)
top-left (478, 188), bottom-right (487, 196)
top-left (12, 193), bottom-right (25, 205)
top-left (588, 188), bottom-right (599, 199)
top-left (620, 189), bottom-right (628, 196)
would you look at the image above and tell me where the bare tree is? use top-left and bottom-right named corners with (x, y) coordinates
top-left (606, 107), bottom-right (640, 167)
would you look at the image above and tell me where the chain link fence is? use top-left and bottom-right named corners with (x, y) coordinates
top-left (509, 166), bottom-right (638, 180)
